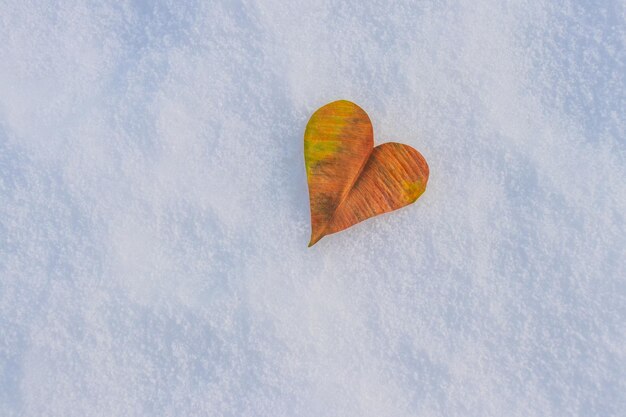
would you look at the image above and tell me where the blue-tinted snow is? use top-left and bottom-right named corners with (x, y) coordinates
top-left (1, 1), bottom-right (624, 416)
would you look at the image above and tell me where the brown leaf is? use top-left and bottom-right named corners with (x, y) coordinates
top-left (304, 100), bottom-right (429, 246)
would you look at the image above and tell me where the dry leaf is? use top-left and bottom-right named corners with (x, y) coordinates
top-left (304, 100), bottom-right (429, 246)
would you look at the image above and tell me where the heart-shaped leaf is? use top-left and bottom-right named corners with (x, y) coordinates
top-left (304, 100), bottom-right (429, 246)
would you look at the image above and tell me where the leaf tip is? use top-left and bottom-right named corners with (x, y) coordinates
top-left (308, 233), bottom-right (324, 247)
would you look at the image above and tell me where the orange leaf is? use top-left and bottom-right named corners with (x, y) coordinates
top-left (304, 100), bottom-right (429, 246)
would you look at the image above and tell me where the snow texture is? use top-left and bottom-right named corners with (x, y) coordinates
top-left (1, 1), bottom-right (625, 416)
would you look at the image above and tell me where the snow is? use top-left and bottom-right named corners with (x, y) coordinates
top-left (1, 0), bottom-right (624, 416)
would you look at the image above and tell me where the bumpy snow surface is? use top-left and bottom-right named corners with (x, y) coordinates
top-left (1, 1), bottom-right (625, 416)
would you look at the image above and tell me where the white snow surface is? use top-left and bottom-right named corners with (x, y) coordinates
top-left (1, 1), bottom-right (625, 416)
